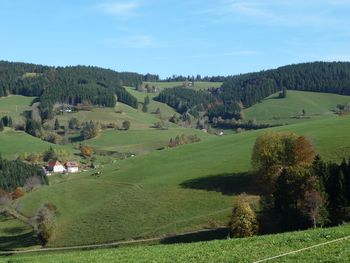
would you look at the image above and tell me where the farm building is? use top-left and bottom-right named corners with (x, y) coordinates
top-left (47, 161), bottom-right (66, 173)
top-left (65, 161), bottom-right (79, 173)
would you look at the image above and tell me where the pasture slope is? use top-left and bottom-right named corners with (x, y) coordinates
top-left (13, 115), bottom-right (350, 248)
top-left (7, 224), bottom-right (350, 262)
top-left (244, 90), bottom-right (350, 125)
top-left (0, 95), bottom-right (35, 121)
top-left (143, 81), bottom-right (222, 90)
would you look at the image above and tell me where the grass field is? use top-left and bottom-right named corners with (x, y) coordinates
top-left (0, 215), bottom-right (40, 251)
top-left (125, 87), bottom-right (179, 119)
top-left (11, 115), bottom-right (350, 248)
top-left (143, 81), bottom-right (222, 90)
top-left (86, 128), bottom-right (210, 155)
top-left (244, 90), bottom-right (350, 125)
top-left (0, 95), bottom-right (35, 121)
top-left (47, 104), bottom-right (162, 130)
top-left (0, 129), bottom-right (69, 159)
top-left (7, 224), bottom-right (350, 262)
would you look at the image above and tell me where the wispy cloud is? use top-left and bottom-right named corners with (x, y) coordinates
top-left (194, 0), bottom-right (348, 28)
top-left (97, 2), bottom-right (139, 16)
top-left (155, 50), bottom-right (261, 60)
top-left (102, 35), bottom-right (162, 48)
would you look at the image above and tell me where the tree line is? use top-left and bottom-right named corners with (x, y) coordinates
top-left (229, 132), bottom-right (350, 237)
top-left (158, 62), bottom-right (350, 123)
top-left (0, 61), bottom-right (140, 119)
top-left (0, 156), bottom-right (48, 191)
top-left (221, 62), bottom-right (350, 108)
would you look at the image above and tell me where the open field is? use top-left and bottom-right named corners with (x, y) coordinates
top-left (0, 215), bottom-right (40, 251)
top-left (0, 95), bottom-right (35, 121)
top-left (125, 87), bottom-right (179, 119)
top-left (47, 104), bottom-right (163, 130)
top-left (143, 81), bottom-right (222, 90)
top-left (11, 115), bottom-right (350, 248)
top-left (244, 90), bottom-right (350, 125)
top-left (0, 129), bottom-right (69, 159)
top-left (7, 224), bottom-right (350, 262)
top-left (86, 128), bottom-right (210, 155)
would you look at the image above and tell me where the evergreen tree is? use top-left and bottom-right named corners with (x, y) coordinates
top-left (0, 120), bottom-right (4, 132)
top-left (144, 95), bottom-right (150, 105)
top-left (8, 116), bottom-right (13, 128)
top-left (142, 103), bottom-right (148, 113)
top-left (54, 118), bottom-right (60, 130)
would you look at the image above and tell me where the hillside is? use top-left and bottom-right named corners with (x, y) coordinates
top-left (244, 90), bottom-right (350, 124)
top-left (12, 115), bottom-right (350, 248)
top-left (7, 224), bottom-right (350, 262)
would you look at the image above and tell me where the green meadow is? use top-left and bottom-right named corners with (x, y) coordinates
top-left (12, 115), bottom-right (350, 248)
top-left (244, 90), bottom-right (350, 125)
top-left (86, 128), bottom-right (210, 155)
top-left (143, 81), bottom-right (222, 90)
top-left (0, 129), bottom-right (65, 159)
top-left (0, 95), bottom-right (35, 121)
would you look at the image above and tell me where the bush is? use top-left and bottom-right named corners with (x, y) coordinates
top-left (122, 120), bottom-right (131, 130)
top-left (229, 194), bottom-right (258, 238)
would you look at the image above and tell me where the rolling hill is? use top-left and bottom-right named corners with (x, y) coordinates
top-left (12, 114), bottom-right (350, 248)
top-left (244, 90), bottom-right (350, 125)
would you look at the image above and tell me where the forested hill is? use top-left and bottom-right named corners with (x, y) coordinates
top-left (0, 61), bottom-right (141, 118)
top-left (221, 62), bottom-right (350, 108)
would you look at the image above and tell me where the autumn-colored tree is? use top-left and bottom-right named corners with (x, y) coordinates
top-left (229, 194), bottom-right (258, 238)
top-left (80, 146), bottom-right (93, 157)
top-left (252, 132), bottom-right (315, 191)
top-left (12, 187), bottom-right (25, 199)
top-left (32, 203), bottom-right (57, 245)
top-left (301, 189), bottom-right (328, 228)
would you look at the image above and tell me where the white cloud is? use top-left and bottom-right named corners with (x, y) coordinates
top-left (102, 35), bottom-right (162, 48)
top-left (97, 2), bottom-right (138, 16)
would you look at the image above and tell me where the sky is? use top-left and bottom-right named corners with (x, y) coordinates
top-left (0, 0), bottom-right (350, 78)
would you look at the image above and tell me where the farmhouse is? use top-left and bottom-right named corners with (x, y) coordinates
top-left (47, 161), bottom-right (66, 173)
top-left (65, 161), bottom-right (79, 173)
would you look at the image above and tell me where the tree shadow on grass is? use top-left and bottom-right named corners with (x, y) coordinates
top-left (160, 227), bottom-right (230, 244)
top-left (1, 226), bottom-right (27, 235)
top-left (0, 231), bottom-right (41, 251)
top-left (180, 172), bottom-right (264, 196)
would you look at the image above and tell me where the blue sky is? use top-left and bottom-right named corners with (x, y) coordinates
top-left (0, 0), bottom-right (350, 78)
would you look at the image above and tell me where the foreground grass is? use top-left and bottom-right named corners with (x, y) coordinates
top-left (7, 224), bottom-right (350, 262)
top-left (12, 115), bottom-right (350, 248)
top-left (244, 90), bottom-right (350, 125)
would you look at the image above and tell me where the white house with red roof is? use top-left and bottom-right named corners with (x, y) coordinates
top-left (47, 161), bottom-right (66, 173)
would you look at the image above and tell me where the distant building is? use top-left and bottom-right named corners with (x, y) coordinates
top-left (65, 161), bottom-right (79, 173)
top-left (47, 161), bottom-right (66, 173)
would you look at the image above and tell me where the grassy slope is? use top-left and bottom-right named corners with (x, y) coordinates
top-left (125, 87), bottom-right (179, 119)
top-left (0, 215), bottom-right (40, 251)
top-left (9, 224), bottom-right (350, 262)
top-left (86, 128), bottom-right (210, 155)
top-left (15, 115), bottom-right (350, 247)
top-left (0, 95), bottom-right (35, 121)
top-left (244, 90), bottom-right (350, 125)
top-left (143, 81), bottom-right (222, 90)
top-left (0, 129), bottom-right (66, 159)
